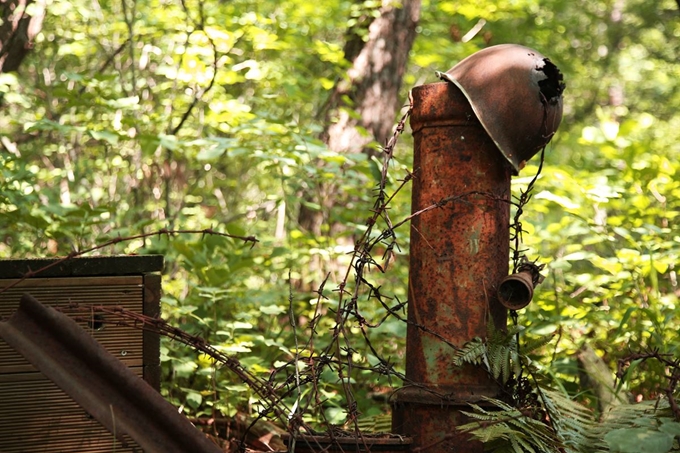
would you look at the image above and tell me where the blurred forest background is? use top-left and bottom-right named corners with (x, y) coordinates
top-left (1, 0), bottom-right (680, 443)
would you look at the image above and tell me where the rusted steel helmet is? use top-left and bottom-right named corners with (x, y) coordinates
top-left (438, 44), bottom-right (565, 174)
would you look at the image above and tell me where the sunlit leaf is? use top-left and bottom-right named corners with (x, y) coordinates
top-left (88, 130), bottom-right (119, 145)
top-left (604, 428), bottom-right (673, 453)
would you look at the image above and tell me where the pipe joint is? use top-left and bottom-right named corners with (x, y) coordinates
top-left (497, 262), bottom-right (545, 310)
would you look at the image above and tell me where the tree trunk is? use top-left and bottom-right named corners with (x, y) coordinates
top-left (300, 0), bottom-right (421, 234)
top-left (326, 0), bottom-right (421, 154)
top-left (0, 0), bottom-right (46, 73)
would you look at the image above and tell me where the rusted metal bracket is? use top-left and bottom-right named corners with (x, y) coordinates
top-left (0, 293), bottom-right (223, 453)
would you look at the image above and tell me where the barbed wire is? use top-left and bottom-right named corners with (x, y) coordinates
top-left (0, 104), bottom-right (552, 449)
top-left (0, 227), bottom-right (258, 296)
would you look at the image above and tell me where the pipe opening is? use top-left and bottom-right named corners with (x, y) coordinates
top-left (498, 260), bottom-right (545, 310)
top-left (498, 271), bottom-right (534, 310)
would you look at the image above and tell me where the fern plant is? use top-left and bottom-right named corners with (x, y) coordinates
top-left (454, 323), bottom-right (680, 453)
top-left (453, 322), bottom-right (521, 385)
top-left (458, 397), bottom-right (561, 453)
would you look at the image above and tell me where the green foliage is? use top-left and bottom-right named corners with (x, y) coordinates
top-left (456, 327), bottom-right (680, 452)
top-left (0, 0), bottom-right (410, 427)
top-left (460, 391), bottom-right (680, 453)
top-left (2, 0), bottom-right (680, 446)
top-left (454, 322), bottom-right (522, 385)
top-left (460, 397), bottom-right (562, 453)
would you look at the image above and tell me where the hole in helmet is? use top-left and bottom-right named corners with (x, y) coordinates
top-left (537, 59), bottom-right (566, 105)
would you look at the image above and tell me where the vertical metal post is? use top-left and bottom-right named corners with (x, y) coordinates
top-left (392, 82), bottom-right (511, 452)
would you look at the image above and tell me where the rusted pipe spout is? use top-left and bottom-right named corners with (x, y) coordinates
top-left (498, 263), bottom-right (546, 310)
top-left (497, 271), bottom-right (535, 310)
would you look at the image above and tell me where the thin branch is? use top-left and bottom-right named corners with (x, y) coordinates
top-left (0, 227), bottom-right (258, 295)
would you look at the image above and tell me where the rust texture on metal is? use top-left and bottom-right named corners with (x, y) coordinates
top-left (391, 81), bottom-right (512, 452)
top-left (497, 271), bottom-right (535, 310)
top-left (405, 81), bottom-right (510, 386)
top-left (0, 293), bottom-right (222, 453)
top-left (392, 401), bottom-right (479, 453)
top-left (441, 44), bottom-right (564, 174)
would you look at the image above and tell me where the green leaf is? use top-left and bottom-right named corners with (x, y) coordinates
top-left (533, 190), bottom-right (580, 210)
top-left (324, 407), bottom-right (346, 424)
top-left (105, 96), bottom-right (139, 109)
top-left (229, 321), bottom-right (253, 330)
top-left (604, 428), bottom-right (673, 453)
top-left (185, 391), bottom-right (203, 409)
top-left (658, 420), bottom-right (680, 437)
top-left (24, 118), bottom-right (75, 134)
top-left (197, 146), bottom-right (226, 160)
top-left (196, 138), bottom-right (238, 160)
top-left (89, 130), bottom-right (119, 145)
top-left (260, 305), bottom-right (285, 315)
top-left (158, 134), bottom-right (179, 151)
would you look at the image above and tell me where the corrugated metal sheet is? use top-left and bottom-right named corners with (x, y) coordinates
top-left (0, 372), bottom-right (138, 452)
top-left (0, 276), bottom-right (144, 374)
top-left (0, 276), bottom-right (147, 452)
top-left (0, 293), bottom-right (223, 453)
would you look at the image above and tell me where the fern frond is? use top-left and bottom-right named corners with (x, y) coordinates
top-left (454, 323), bottom-right (680, 453)
top-left (594, 397), bottom-right (674, 439)
top-left (538, 387), bottom-right (604, 452)
top-left (490, 342), bottom-right (510, 382)
top-left (486, 333), bottom-right (516, 384)
top-left (508, 436), bottom-right (526, 453)
top-left (600, 397), bottom-right (670, 428)
top-left (460, 397), bottom-right (565, 453)
top-left (355, 413), bottom-right (392, 433)
top-left (453, 336), bottom-right (486, 367)
top-left (520, 333), bottom-right (557, 355)
top-left (455, 322), bottom-right (537, 385)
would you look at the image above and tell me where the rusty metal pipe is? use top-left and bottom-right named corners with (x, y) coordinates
top-left (391, 82), bottom-right (511, 452)
top-left (497, 271), bottom-right (535, 310)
